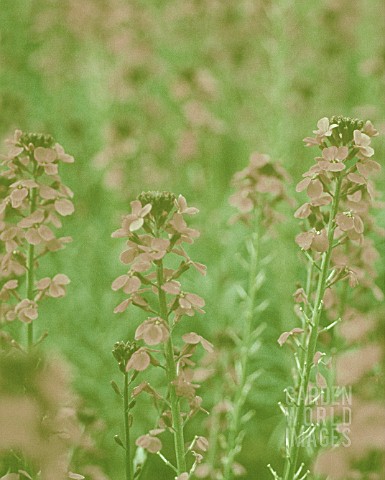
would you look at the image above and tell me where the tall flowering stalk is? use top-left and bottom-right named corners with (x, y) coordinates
top-left (111, 191), bottom-right (210, 479)
top-left (197, 153), bottom-right (292, 480)
top-left (224, 154), bottom-right (292, 480)
top-left (0, 130), bottom-right (74, 350)
top-left (271, 117), bottom-right (381, 480)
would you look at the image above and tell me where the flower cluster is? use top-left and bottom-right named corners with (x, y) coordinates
top-left (111, 191), bottom-right (210, 478)
top-left (0, 130), bottom-right (74, 334)
top-left (274, 116), bottom-right (382, 480)
top-left (295, 117), bottom-right (381, 252)
top-left (296, 116), bottom-right (381, 292)
top-left (229, 152), bottom-right (292, 226)
top-left (0, 349), bottom-right (83, 480)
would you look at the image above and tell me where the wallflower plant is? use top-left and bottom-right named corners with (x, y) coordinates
top-left (270, 116), bottom-right (381, 480)
top-left (0, 131), bottom-right (77, 478)
top-left (197, 153), bottom-right (292, 480)
top-left (111, 191), bottom-right (210, 480)
top-left (0, 130), bottom-right (74, 351)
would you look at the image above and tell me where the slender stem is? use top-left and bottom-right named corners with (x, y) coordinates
top-left (124, 371), bottom-right (133, 480)
top-left (156, 260), bottom-right (186, 475)
top-left (26, 184), bottom-right (37, 351)
top-left (223, 224), bottom-right (260, 480)
top-left (283, 175), bottom-right (342, 480)
top-left (206, 385), bottom-right (223, 473)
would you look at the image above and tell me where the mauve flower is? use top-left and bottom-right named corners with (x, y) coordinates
top-left (191, 436), bottom-right (209, 453)
top-left (10, 299), bottom-right (38, 323)
top-left (312, 117), bottom-right (338, 139)
top-left (18, 209), bottom-right (55, 245)
top-left (54, 198), bottom-right (74, 216)
top-left (34, 147), bottom-right (58, 175)
top-left (0, 226), bottom-right (24, 252)
top-left (228, 190), bottom-right (253, 213)
top-left (54, 143), bottom-right (75, 163)
top-left (113, 294), bottom-right (148, 314)
top-left (179, 292), bottom-right (205, 312)
top-left (293, 287), bottom-right (308, 304)
top-left (111, 273), bottom-right (141, 294)
top-left (168, 213), bottom-right (200, 244)
top-left (353, 130), bottom-right (374, 159)
top-left (132, 382), bottom-right (163, 401)
top-left (295, 228), bottom-right (329, 252)
top-left (0, 280), bottom-right (18, 301)
top-left (119, 241), bottom-right (141, 264)
top-left (313, 351), bottom-right (325, 365)
top-left (303, 136), bottom-right (322, 147)
top-left (277, 327), bottom-right (304, 347)
top-left (173, 371), bottom-right (199, 398)
top-left (173, 249), bottom-right (207, 276)
top-left (294, 202), bottom-right (312, 219)
top-left (124, 200), bottom-right (152, 232)
top-left (362, 120), bottom-right (378, 137)
top-left (45, 235), bottom-right (72, 253)
top-left (135, 317), bottom-right (169, 345)
top-left (336, 212), bottom-right (364, 236)
top-left (36, 274), bottom-right (70, 298)
top-left (356, 159), bottom-right (381, 179)
top-left (0, 252), bottom-right (25, 277)
top-left (9, 179), bottom-right (38, 208)
top-left (182, 332), bottom-right (213, 352)
top-left (39, 184), bottom-right (58, 200)
top-left (316, 146), bottom-right (348, 172)
top-left (162, 280), bottom-right (182, 295)
top-left (135, 434), bottom-right (162, 453)
top-left (176, 195), bottom-right (199, 215)
top-left (296, 177), bottom-right (324, 199)
top-left (126, 347), bottom-right (151, 372)
top-left (138, 237), bottom-right (170, 260)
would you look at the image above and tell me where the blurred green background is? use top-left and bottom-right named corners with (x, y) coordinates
top-left (0, 1), bottom-right (384, 479)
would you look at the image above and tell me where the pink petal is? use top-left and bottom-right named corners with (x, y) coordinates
top-left (53, 273), bottom-right (70, 285)
top-left (114, 299), bottom-right (130, 313)
top-left (38, 225), bottom-right (55, 241)
top-left (162, 280), bottom-right (181, 295)
top-left (311, 229), bottom-right (329, 253)
top-left (307, 179), bottom-right (323, 199)
top-left (25, 229), bottom-right (42, 245)
top-left (45, 163), bottom-right (58, 175)
top-left (127, 349), bottom-right (151, 372)
top-left (123, 276), bottom-right (141, 294)
top-left (55, 199), bottom-right (75, 216)
top-left (37, 277), bottom-right (51, 290)
top-left (313, 351), bottom-right (325, 365)
top-left (182, 332), bottom-right (201, 344)
top-left (185, 293), bottom-right (205, 308)
top-left (277, 331), bottom-right (291, 347)
top-left (295, 231), bottom-right (314, 250)
top-left (296, 177), bottom-right (311, 193)
top-left (129, 217), bottom-right (144, 232)
top-left (111, 274), bottom-right (129, 291)
top-left (140, 203), bottom-right (152, 217)
top-left (34, 147), bottom-right (57, 164)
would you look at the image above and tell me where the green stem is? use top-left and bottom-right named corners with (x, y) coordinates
top-left (207, 367), bottom-right (227, 474)
top-left (156, 260), bottom-right (186, 475)
top-left (223, 226), bottom-right (260, 480)
top-left (124, 371), bottom-right (133, 480)
top-left (26, 185), bottom-right (37, 351)
top-left (283, 176), bottom-right (342, 480)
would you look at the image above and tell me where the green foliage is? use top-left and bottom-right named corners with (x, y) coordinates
top-left (0, 1), bottom-right (384, 479)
